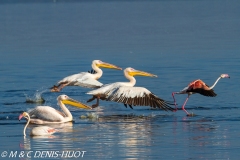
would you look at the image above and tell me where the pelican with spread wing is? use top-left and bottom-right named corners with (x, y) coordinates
top-left (51, 60), bottom-right (122, 92)
top-left (86, 67), bottom-right (175, 111)
top-left (27, 95), bottom-right (92, 124)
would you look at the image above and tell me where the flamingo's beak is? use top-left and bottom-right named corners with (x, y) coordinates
top-left (18, 114), bottom-right (23, 121)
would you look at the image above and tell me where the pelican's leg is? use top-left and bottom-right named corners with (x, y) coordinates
top-left (87, 96), bottom-right (96, 103)
top-left (92, 95), bottom-right (100, 108)
top-left (124, 104), bottom-right (127, 108)
top-left (50, 82), bottom-right (69, 92)
top-left (182, 95), bottom-right (190, 115)
top-left (58, 82), bottom-right (69, 91)
top-left (129, 105), bottom-right (133, 109)
top-left (50, 85), bottom-right (61, 92)
top-left (172, 92), bottom-right (178, 112)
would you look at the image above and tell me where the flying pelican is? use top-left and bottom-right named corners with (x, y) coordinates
top-left (50, 60), bottom-right (122, 92)
top-left (86, 67), bottom-right (175, 111)
top-left (27, 95), bottom-right (92, 124)
top-left (19, 112), bottom-right (58, 136)
top-left (172, 74), bottom-right (230, 116)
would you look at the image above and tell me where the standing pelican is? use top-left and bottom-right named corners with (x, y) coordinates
top-left (27, 95), bottom-right (92, 124)
top-left (51, 60), bottom-right (122, 92)
top-left (172, 74), bottom-right (230, 115)
top-left (86, 67), bottom-right (175, 111)
top-left (19, 112), bottom-right (58, 136)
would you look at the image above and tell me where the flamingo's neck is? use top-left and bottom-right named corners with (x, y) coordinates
top-left (209, 77), bottom-right (221, 89)
top-left (24, 114), bottom-right (31, 136)
top-left (92, 64), bottom-right (103, 80)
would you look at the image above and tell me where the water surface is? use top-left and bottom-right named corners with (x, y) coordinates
top-left (0, 0), bottom-right (240, 159)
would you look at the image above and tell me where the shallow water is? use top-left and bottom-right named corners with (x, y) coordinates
top-left (0, 0), bottom-right (240, 159)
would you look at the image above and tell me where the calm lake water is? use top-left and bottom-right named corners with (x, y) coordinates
top-left (0, 0), bottom-right (240, 159)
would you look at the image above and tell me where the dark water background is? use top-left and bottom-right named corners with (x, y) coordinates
top-left (0, 0), bottom-right (240, 159)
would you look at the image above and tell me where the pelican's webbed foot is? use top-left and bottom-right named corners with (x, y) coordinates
top-left (50, 85), bottom-right (60, 92)
top-left (92, 104), bottom-right (99, 108)
top-left (91, 96), bottom-right (100, 108)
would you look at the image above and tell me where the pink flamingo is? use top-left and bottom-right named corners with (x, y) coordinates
top-left (172, 74), bottom-right (230, 116)
top-left (19, 112), bottom-right (58, 136)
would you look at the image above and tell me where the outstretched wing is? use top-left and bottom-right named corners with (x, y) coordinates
top-left (106, 86), bottom-right (175, 111)
top-left (74, 75), bottom-right (103, 89)
top-left (187, 79), bottom-right (217, 97)
top-left (58, 72), bottom-right (103, 89)
top-left (57, 72), bottom-right (84, 85)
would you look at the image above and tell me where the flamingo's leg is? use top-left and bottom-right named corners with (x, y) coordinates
top-left (172, 92), bottom-right (178, 112)
top-left (182, 95), bottom-right (190, 115)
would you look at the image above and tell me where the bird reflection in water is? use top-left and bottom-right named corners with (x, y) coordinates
top-left (19, 122), bottom-right (73, 151)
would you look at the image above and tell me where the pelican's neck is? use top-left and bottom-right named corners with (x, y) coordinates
top-left (24, 114), bottom-right (31, 136)
top-left (209, 77), bottom-right (221, 89)
top-left (58, 100), bottom-right (72, 121)
top-left (92, 64), bottom-right (103, 80)
top-left (124, 73), bottom-right (136, 86)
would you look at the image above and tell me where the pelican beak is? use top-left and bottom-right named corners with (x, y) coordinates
top-left (128, 70), bottom-right (158, 77)
top-left (62, 98), bottom-right (92, 110)
top-left (97, 62), bottom-right (122, 70)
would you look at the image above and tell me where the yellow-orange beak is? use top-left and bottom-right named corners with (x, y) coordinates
top-left (97, 62), bottom-right (122, 70)
top-left (62, 98), bottom-right (92, 110)
top-left (128, 70), bottom-right (157, 77)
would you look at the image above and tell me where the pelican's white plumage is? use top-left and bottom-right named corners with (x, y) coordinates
top-left (27, 95), bottom-right (92, 124)
top-left (51, 60), bottom-right (122, 92)
top-left (87, 67), bottom-right (174, 111)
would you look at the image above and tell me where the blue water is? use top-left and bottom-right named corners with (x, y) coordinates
top-left (0, 0), bottom-right (240, 159)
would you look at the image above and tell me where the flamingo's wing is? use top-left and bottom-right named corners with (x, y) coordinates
top-left (187, 80), bottom-right (217, 97)
top-left (106, 86), bottom-right (175, 111)
top-left (188, 88), bottom-right (217, 97)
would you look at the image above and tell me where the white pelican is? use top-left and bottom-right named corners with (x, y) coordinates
top-left (86, 67), bottom-right (175, 111)
top-left (51, 60), bottom-right (122, 92)
top-left (27, 95), bottom-right (92, 124)
top-left (19, 112), bottom-right (58, 136)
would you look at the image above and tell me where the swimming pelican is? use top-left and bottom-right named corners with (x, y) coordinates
top-left (27, 95), bottom-right (92, 124)
top-left (51, 60), bottom-right (122, 92)
top-left (86, 67), bottom-right (175, 111)
top-left (19, 112), bottom-right (58, 136)
top-left (172, 74), bottom-right (230, 116)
